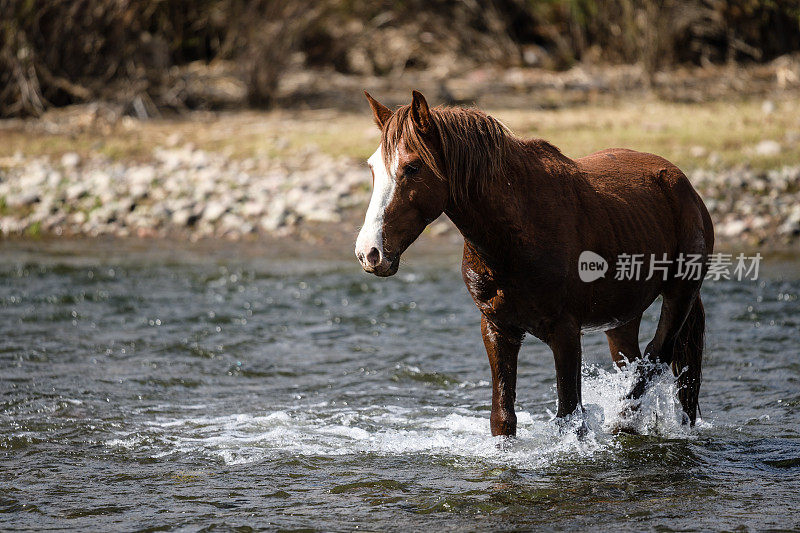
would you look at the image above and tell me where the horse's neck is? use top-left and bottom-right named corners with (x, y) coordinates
top-left (444, 169), bottom-right (534, 265)
top-left (444, 150), bottom-right (577, 267)
top-left (445, 197), bottom-right (521, 266)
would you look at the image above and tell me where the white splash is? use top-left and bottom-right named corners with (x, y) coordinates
top-left (105, 361), bottom-right (707, 468)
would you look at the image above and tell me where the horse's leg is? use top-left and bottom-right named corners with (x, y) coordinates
top-left (643, 282), bottom-right (700, 365)
top-left (630, 281), bottom-right (705, 424)
top-left (548, 318), bottom-right (583, 418)
top-left (605, 316), bottom-right (652, 432)
top-left (481, 315), bottom-right (524, 436)
top-left (605, 316), bottom-right (642, 368)
top-left (625, 289), bottom-right (694, 401)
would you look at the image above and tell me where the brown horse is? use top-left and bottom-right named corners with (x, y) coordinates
top-left (355, 91), bottom-right (714, 436)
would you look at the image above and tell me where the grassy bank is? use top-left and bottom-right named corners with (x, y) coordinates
top-left (1, 95), bottom-right (798, 171)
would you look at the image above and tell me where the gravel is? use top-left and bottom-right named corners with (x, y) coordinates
top-left (0, 145), bottom-right (369, 240)
top-left (0, 145), bottom-right (798, 247)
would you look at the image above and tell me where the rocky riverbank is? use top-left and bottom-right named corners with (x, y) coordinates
top-left (1, 145), bottom-right (799, 248)
top-left (0, 145), bottom-right (370, 240)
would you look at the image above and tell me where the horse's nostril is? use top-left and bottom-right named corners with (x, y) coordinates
top-left (366, 247), bottom-right (380, 266)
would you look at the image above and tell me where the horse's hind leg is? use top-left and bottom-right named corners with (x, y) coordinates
top-left (636, 281), bottom-right (705, 424)
top-left (607, 316), bottom-right (652, 433)
top-left (643, 281), bottom-right (701, 365)
top-left (605, 316), bottom-right (642, 368)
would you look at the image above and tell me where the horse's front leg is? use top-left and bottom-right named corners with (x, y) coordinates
top-left (548, 318), bottom-right (583, 419)
top-left (481, 315), bottom-right (524, 436)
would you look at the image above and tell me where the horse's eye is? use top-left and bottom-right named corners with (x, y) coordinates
top-left (404, 164), bottom-right (420, 177)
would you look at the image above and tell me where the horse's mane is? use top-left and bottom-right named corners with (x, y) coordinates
top-left (381, 104), bottom-right (572, 203)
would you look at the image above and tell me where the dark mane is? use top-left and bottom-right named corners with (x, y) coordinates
top-left (381, 104), bottom-right (572, 203)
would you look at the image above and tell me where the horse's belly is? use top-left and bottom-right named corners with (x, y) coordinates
top-left (578, 278), bottom-right (663, 332)
top-left (580, 318), bottom-right (629, 333)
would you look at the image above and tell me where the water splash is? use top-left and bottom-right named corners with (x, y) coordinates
top-left (581, 358), bottom-right (708, 436)
top-left (106, 360), bottom-right (703, 468)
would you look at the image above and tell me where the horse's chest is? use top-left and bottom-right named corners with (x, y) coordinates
top-left (462, 267), bottom-right (553, 338)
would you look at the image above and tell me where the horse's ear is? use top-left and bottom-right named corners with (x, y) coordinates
top-left (410, 90), bottom-right (432, 134)
top-left (364, 91), bottom-right (392, 129)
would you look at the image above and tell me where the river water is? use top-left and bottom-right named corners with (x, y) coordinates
top-left (1, 240), bottom-right (798, 531)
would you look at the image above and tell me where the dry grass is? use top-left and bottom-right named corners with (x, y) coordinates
top-left (500, 97), bottom-right (800, 170)
top-left (1, 95), bottom-right (798, 171)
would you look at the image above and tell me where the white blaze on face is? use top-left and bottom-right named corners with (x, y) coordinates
top-left (355, 144), bottom-right (399, 268)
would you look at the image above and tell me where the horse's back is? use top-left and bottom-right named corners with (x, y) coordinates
top-left (577, 148), bottom-right (684, 191)
top-left (575, 148), bottom-right (713, 255)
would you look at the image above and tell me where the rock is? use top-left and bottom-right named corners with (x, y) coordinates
top-left (762, 100), bottom-right (776, 115)
top-left (154, 147), bottom-right (191, 171)
top-left (305, 208), bottom-right (340, 223)
top-left (778, 218), bottom-right (800, 236)
top-left (0, 216), bottom-right (24, 234)
top-left (6, 192), bottom-right (40, 207)
top-left (171, 208), bottom-right (194, 227)
top-left (294, 195), bottom-right (340, 223)
top-left (240, 201), bottom-right (265, 218)
top-left (754, 140), bottom-right (781, 156)
top-left (65, 183), bottom-right (88, 201)
top-left (61, 152), bottom-right (81, 168)
top-left (690, 146), bottom-right (707, 158)
top-left (127, 165), bottom-right (156, 184)
top-left (47, 171), bottom-right (63, 188)
top-left (219, 213), bottom-right (245, 234)
top-left (750, 216), bottom-right (769, 230)
top-left (202, 201), bottom-right (228, 222)
top-left (0, 140), bottom-right (795, 246)
top-left (718, 219), bottom-right (748, 238)
top-left (89, 170), bottom-right (112, 189)
top-left (786, 205), bottom-right (800, 225)
top-left (261, 198), bottom-right (289, 232)
top-left (43, 214), bottom-right (66, 230)
top-left (32, 199), bottom-right (54, 219)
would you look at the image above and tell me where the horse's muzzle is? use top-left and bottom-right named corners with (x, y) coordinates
top-left (356, 248), bottom-right (399, 277)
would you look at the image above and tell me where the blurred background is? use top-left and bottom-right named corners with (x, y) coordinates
top-left (1, 0), bottom-right (799, 247)
top-left (3, 5), bottom-right (800, 530)
top-left (3, 0), bottom-right (800, 114)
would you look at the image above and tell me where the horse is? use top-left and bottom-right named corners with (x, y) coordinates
top-left (355, 90), bottom-right (714, 436)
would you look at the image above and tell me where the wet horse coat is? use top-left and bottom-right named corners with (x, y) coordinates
top-left (356, 91), bottom-right (713, 436)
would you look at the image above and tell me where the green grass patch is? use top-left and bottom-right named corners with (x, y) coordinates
top-left (23, 221), bottom-right (42, 238)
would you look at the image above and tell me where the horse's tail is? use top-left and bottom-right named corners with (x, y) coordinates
top-left (672, 294), bottom-right (705, 425)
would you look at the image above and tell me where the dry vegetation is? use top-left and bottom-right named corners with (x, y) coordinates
top-left (2, 95), bottom-right (797, 172)
top-left (2, 0), bottom-right (799, 117)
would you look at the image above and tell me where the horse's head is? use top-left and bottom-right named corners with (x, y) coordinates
top-left (355, 91), bottom-right (449, 277)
